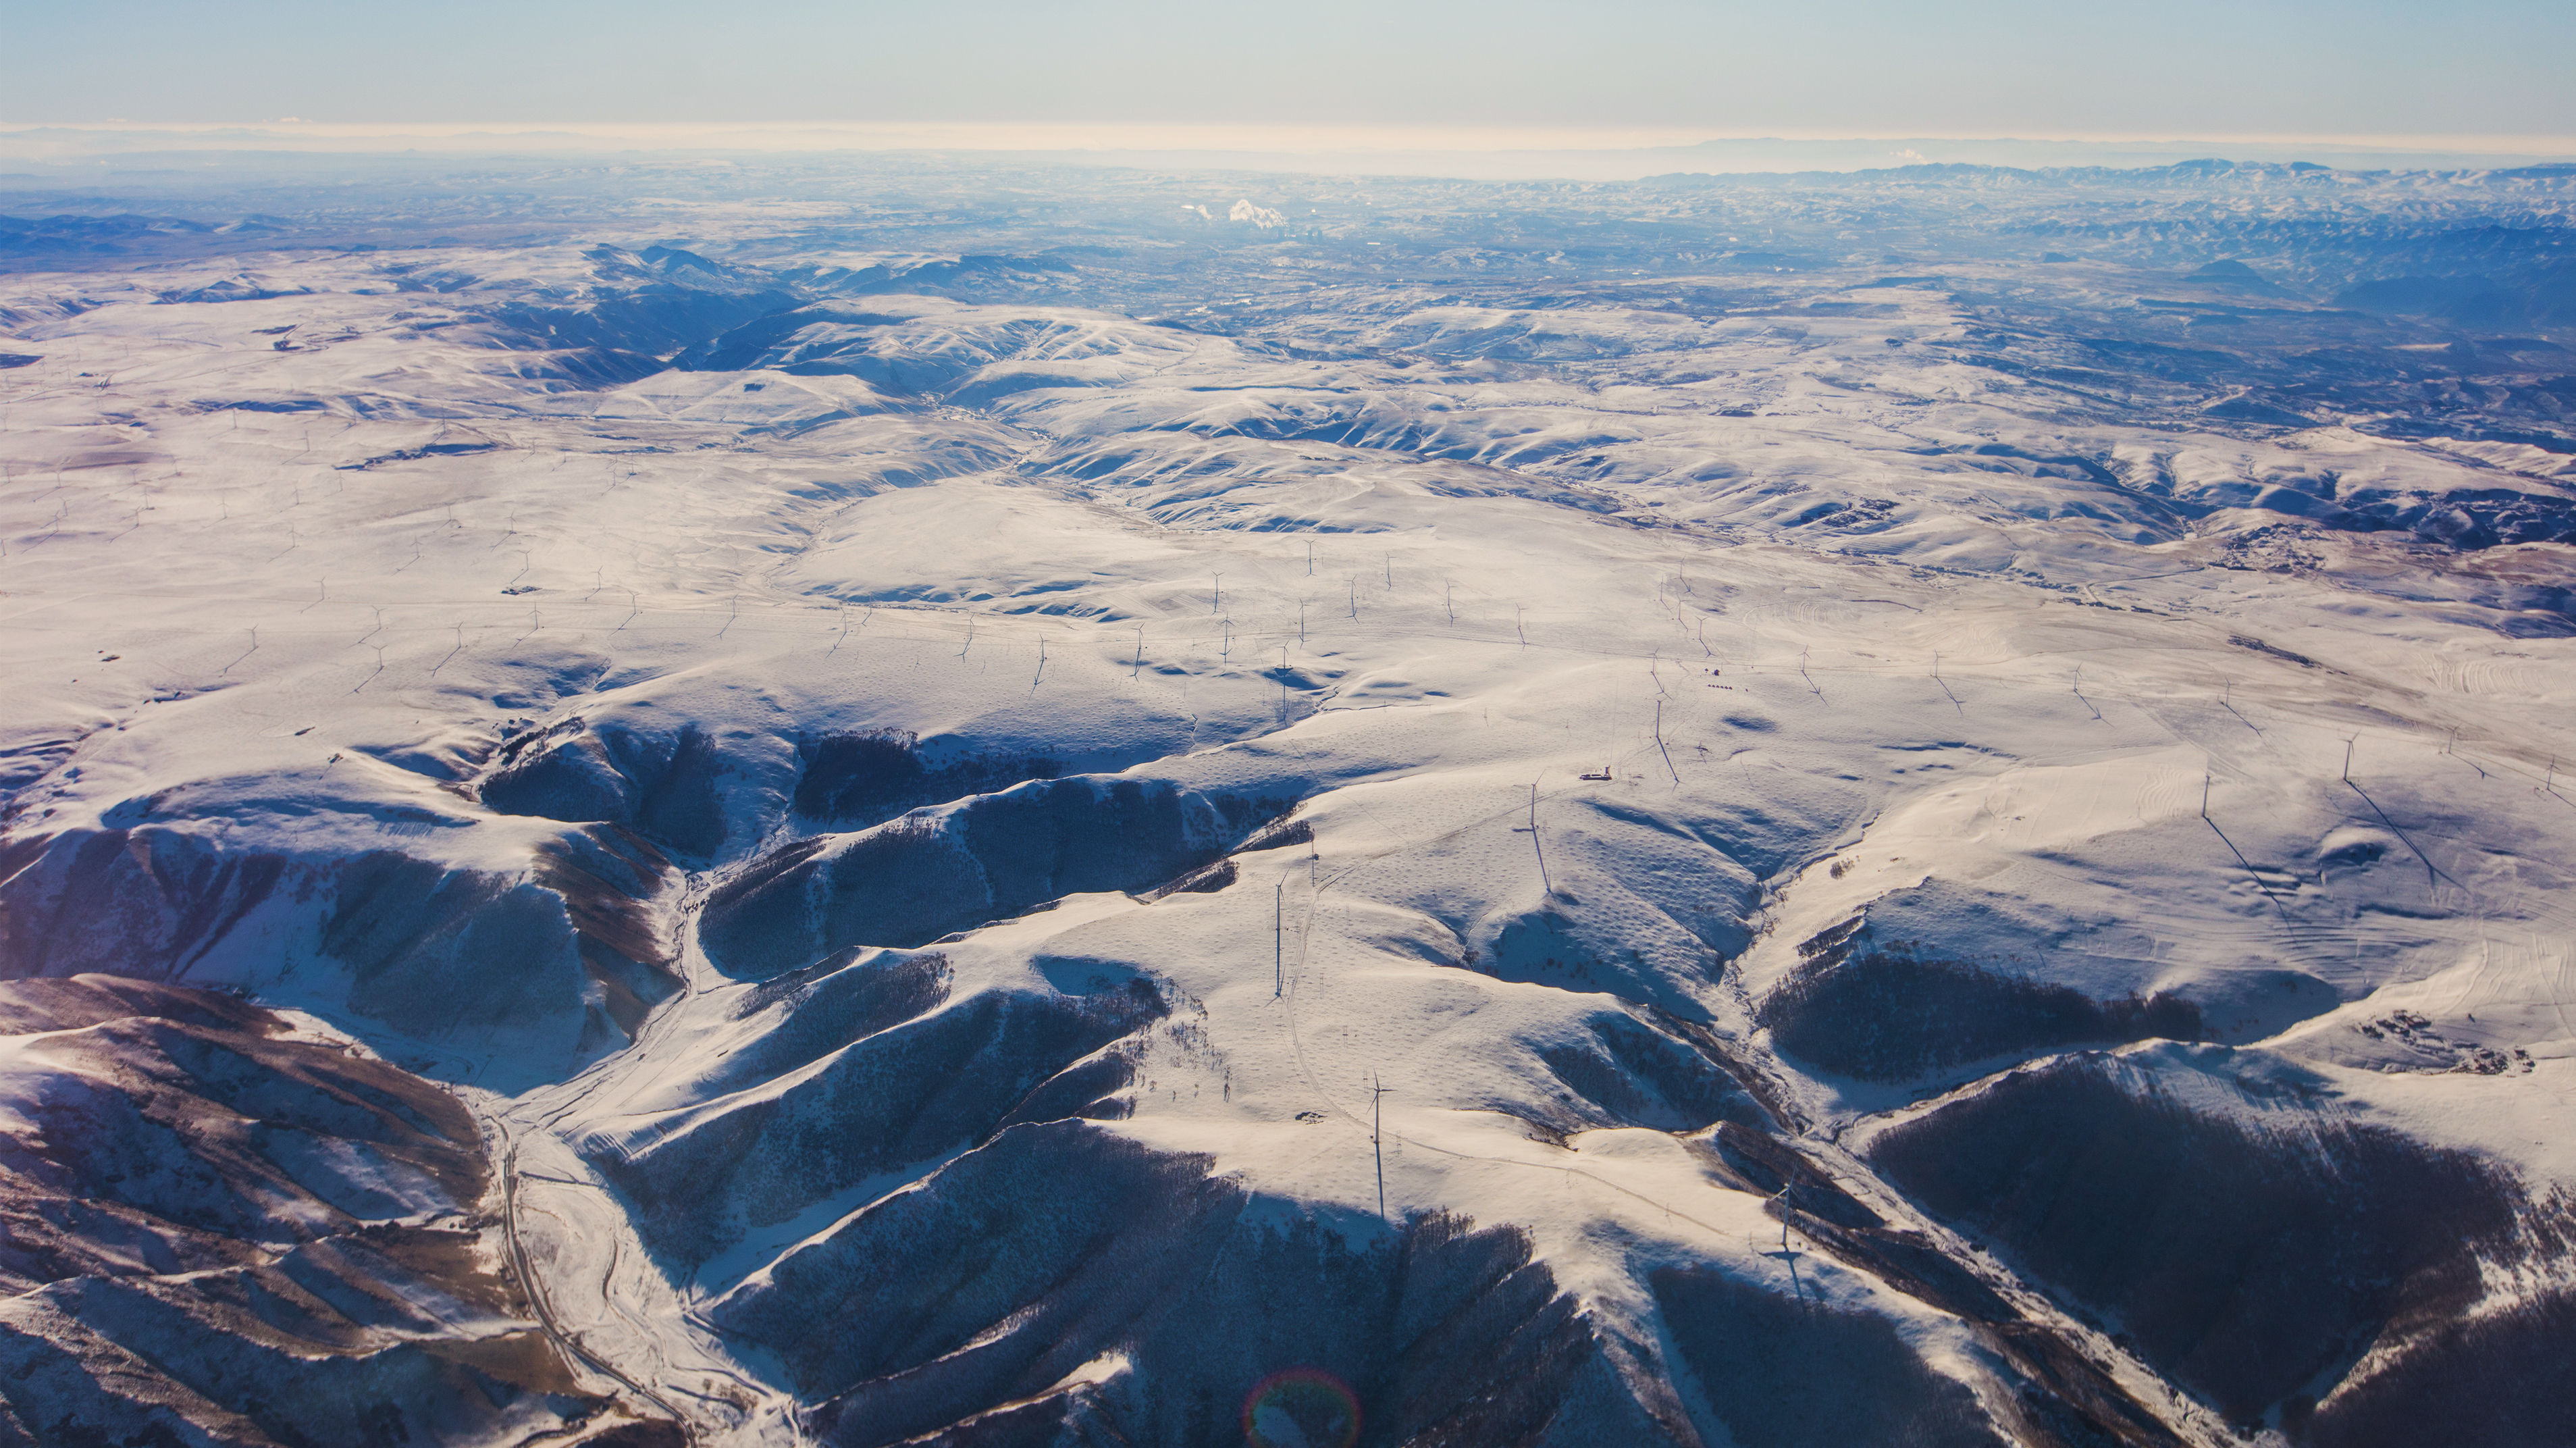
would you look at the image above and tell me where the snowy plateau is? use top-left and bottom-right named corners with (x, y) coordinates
top-left (1, 153), bottom-right (2574, 1448)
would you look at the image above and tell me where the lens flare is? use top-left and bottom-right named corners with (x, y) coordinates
top-left (1241, 1367), bottom-right (1361, 1448)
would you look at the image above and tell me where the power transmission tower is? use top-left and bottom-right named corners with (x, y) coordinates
top-left (1371, 1075), bottom-right (1395, 1222)
top-left (1514, 780), bottom-right (1552, 894)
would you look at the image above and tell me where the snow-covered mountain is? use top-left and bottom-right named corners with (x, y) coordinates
top-left (2, 154), bottom-right (2573, 1448)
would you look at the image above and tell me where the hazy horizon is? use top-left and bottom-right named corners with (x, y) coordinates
top-left (5, 121), bottom-right (2571, 184)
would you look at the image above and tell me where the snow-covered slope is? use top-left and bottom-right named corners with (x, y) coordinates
top-left (2, 157), bottom-right (2573, 1447)
top-left (0, 975), bottom-right (677, 1447)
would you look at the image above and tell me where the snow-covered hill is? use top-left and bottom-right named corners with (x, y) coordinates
top-left (2, 155), bottom-right (2572, 1447)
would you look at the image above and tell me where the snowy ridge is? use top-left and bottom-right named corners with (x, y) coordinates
top-left (1, 157), bottom-right (2573, 1447)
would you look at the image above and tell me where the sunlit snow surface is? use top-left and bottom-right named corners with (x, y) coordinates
top-left (3, 157), bottom-right (2574, 1447)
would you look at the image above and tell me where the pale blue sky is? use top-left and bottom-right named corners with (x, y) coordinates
top-left (9, 0), bottom-right (2570, 140)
